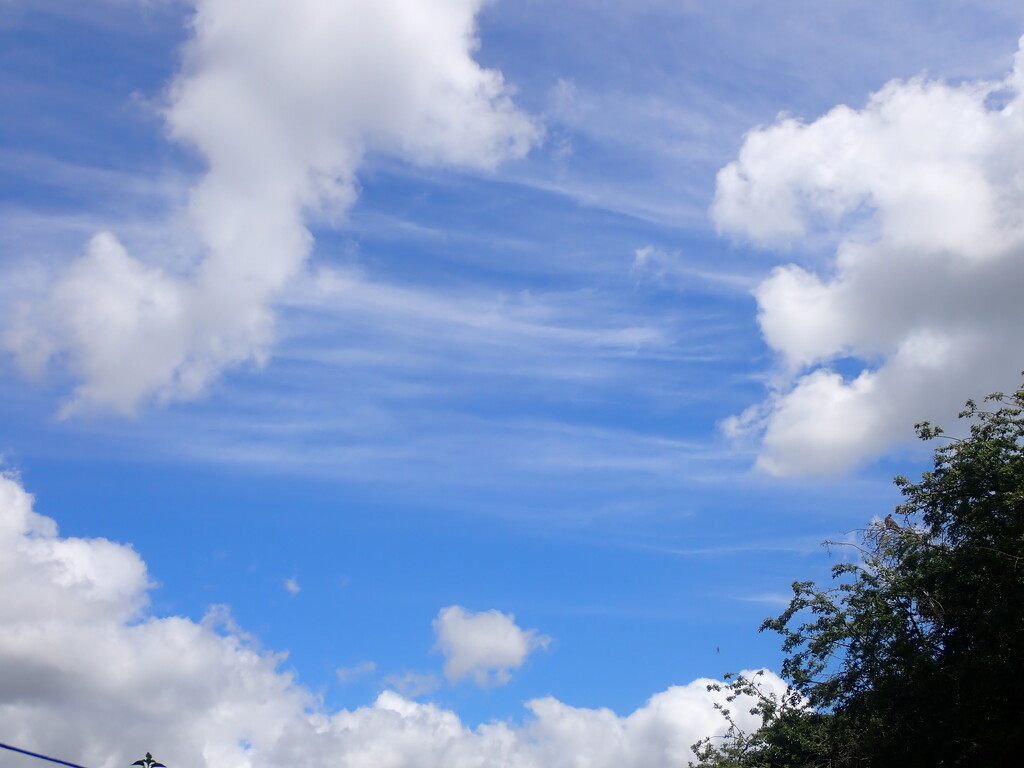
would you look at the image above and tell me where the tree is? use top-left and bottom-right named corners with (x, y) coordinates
top-left (693, 386), bottom-right (1024, 767)
top-left (689, 671), bottom-right (832, 768)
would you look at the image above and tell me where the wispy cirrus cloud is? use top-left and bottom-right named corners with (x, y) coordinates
top-left (336, 661), bottom-right (377, 685)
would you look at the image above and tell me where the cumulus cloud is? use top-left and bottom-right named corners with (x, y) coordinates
top-left (715, 35), bottom-right (1024, 476)
top-left (3, 0), bottom-right (538, 415)
top-left (0, 470), bottom-right (786, 768)
top-left (433, 605), bottom-right (551, 687)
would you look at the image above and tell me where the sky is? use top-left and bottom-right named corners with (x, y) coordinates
top-left (3, 1), bottom-right (1024, 767)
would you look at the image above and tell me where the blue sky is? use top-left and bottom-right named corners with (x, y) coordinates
top-left (4, 2), bottom-right (1024, 767)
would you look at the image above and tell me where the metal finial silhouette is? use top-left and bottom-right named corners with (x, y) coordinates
top-left (131, 754), bottom-right (166, 768)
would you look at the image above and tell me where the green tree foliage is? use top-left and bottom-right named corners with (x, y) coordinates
top-left (690, 672), bottom-right (833, 768)
top-left (693, 387), bottom-right (1024, 767)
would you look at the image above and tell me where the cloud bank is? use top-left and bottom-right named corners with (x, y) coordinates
top-left (716, 35), bottom-right (1024, 476)
top-left (3, 0), bottom-right (538, 415)
top-left (0, 470), bottom-right (784, 768)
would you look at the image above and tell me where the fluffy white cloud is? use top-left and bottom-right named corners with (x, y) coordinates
top-left (715, 35), bottom-right (1024, 476)
top-left (433, 605), bottom-right (551, 687)
top-left (0, 470), bottom-right (784, 768)
top-left (4, 0), bottom-right (538, 414)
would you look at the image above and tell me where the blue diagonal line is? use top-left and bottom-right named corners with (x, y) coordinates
top-left (0, 741), bottom-right (92, 768)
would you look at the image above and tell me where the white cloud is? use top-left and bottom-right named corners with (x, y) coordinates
top-left (383, 670), bottom-right (443, 699)
top-left (4, 0), bottom-right (538, 415)
top-left (715, 34), bottom-right (1024, 476)
top-left (631, 245), bottom-right (756, 292)
top-left (284, 577), bottom-right (300, 595)
top-left (336, 660), bottom-right (376, 685)
top-left (735, 592), bottom-right (793, 607)
top-left (433, 605), bottom-right (551, 688)
top-left (0, 469), bottom-right (786, 768)
top-left (291, 265), bottom-right (669, 361)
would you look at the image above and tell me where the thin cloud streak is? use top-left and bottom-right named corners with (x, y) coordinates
top-left (645, 536), bottom-right (831, 558)
top-left (287, 267), bottom-right (671, 355)
top-left (733, 592), bottom-right (793, 607)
